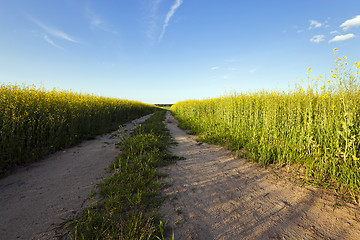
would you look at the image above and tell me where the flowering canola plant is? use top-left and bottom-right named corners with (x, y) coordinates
top-left (171, 49), bottom-right (360, 201)
top-left (0, 84), bottom-right (156, 174)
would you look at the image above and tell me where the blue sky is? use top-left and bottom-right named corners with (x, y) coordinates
top-left (1, 0), bottom-right (360, 104)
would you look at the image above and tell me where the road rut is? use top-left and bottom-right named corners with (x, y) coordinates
top-left (160, 111), bottom-right (360, 240)
top-left (0, 114), bottom-right (152, 240)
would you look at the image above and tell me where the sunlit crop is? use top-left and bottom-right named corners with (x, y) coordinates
top-left (0, 84), bottom-right (156, 174)
top-left (171, 49), bottom-right (360, 201)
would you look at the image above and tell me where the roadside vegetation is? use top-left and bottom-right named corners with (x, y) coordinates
top-left (65, 110), bottom-right (176, 240)
top-left (0, 84), bottom-right (157, 176)
top-left (171, 49), bottom-right (360, 202)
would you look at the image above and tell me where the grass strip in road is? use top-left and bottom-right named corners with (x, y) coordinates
top-left (65, 110), bottom-right (176, 239)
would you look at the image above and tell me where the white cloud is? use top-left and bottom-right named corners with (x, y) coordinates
top-left (309, 20), bottom-right (323, 29)
top-left (30, 17), bottom-right (79, 43)
top-left (159, 0), bottom-right (183, 41)
top-left (249, 68), bottom-right (257, 73)
top-left (86, 8), bottom-right (118, 34)
top-left (340, 15), bottom-right (360, 31)
top-left (151, 0), bottom-right (163, 12)
top-left (330, 30), bottom-right (339, 34)
top-left (211, 66), bottom-right (219, 70)
top-left (44, 35), bottom-right (67, 51)
top-left (310, 35), bottom-right (325, 43)
top-left (91, 17), bottom-right (103, 28)
top-left (146, 0), bottom-right (163, 41)
top-left (328, 33), bottom-right (355, 43)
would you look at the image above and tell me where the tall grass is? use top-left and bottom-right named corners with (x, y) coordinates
top-left (171, 49), bottom-right (360, 201)
top-left (0, 84), bottom-right (156, 174)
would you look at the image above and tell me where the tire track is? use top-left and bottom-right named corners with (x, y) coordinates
top-left (0, 114), bottom-right (152, 240)
top-left (160, 111), bottom-right (360, 240)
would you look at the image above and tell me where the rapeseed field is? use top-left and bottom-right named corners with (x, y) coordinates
top-left (171, 49), bottom-right (360, 201)
top-left (0, 84), bottom-right (156, 174)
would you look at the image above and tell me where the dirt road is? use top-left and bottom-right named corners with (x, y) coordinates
top-left (0, 114), bottom-right (152, 240)
top-left (161, 112), bottom-right (360, 240)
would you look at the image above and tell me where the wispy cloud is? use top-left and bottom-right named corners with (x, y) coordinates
top-left (328, 33), bottom-right (355, 43)
top-left (310, 35), bottom-right (325, 43)
top-left (91, 17), bottom-right (103, 28)
top-left (152, 0), bottom-right (163, 11)
top-left (30, 17), bottom-right (79, 43)
top-left (159, 0), bottom-right (183, 41)
top-left (211, 66), bottom-right (219, 70)
top-left (86, 7), bottom-right (118, 34)
top-left (309, 20), bottom-right (323, 29)
top-left (146, 0), bottom-right (163, 41)
top-left (44, 35), bottom-right (67, 51)
top-left (330, 30), bottom-right (339, 34)
top-left (340, 15), bottom-right (360, 31)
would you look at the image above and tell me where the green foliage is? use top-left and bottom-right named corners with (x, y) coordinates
top-left (0, 84), bottom-right (157, 174)
top-left (171, 50), bottom-right (360, 202)
top-left (67, 110), bottom-right (174, 239)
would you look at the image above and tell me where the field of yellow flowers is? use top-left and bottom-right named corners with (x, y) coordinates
top-left (171, 50), bottom-right (360, 201)
top-left (0, 85), bottom-right (156, 175)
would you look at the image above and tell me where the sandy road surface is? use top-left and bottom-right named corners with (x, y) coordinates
top-left (161, 112), bottom-right (360, 240)
top-left (0, 114), bottom-right (152, 240)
